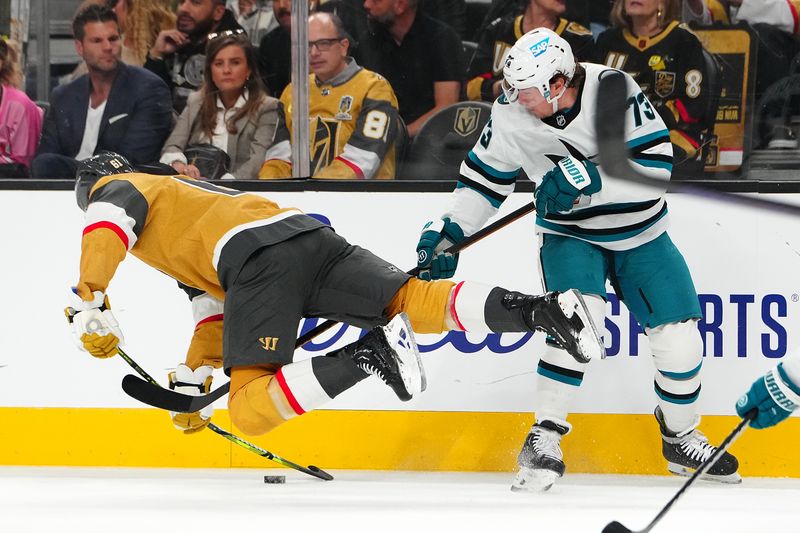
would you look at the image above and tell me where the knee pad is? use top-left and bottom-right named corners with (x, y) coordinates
top-left (647, 320), bottom-right (703, 376)
top-left (648, 320), bottom-right (703, 398)
top-left (228, 366), bottom-right (295, 436)
top-left (386, 278), bottom-right (455, 334)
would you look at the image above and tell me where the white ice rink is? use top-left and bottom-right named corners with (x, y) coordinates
top-left (1, 467), bottom-right (798, 533)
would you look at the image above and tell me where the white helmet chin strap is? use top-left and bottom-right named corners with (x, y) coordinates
top-left (546, 84), bottom-right (567, 113)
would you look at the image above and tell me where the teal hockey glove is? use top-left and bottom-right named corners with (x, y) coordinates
top-left (736, 363), bottom-right (800, 429)
top-left (416, 217), bottom-right (465, 280)
top-left (535, 157), bottom-right (601, 216)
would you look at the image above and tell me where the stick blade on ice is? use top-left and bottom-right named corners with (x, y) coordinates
top-left (601, 520), bottom-right (634, 533)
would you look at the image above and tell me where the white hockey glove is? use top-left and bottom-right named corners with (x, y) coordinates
top-left (65, 291), bottom-right (125, 359)
top-left (168, 364), bottom-right (214, 434)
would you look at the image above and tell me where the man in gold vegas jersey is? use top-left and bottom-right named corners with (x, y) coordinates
top-left (259, 11), bottom-right (399, 179)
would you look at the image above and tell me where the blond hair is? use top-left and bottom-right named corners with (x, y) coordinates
top-left (123, 0), bottom-right (176, 65)
top-left (0, 38), bottom-right (23, 88)
top-left (610, 0), bottom-right (681, 30)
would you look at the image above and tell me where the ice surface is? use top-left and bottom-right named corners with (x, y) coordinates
top-left (1, 467), bottom-right (798, 533)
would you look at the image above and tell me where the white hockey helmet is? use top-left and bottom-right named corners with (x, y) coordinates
top-left (501, 27), bottom-right (576, 109)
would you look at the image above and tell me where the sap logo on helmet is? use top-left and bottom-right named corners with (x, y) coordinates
top-left (529, 37), bottom-right (549, 58)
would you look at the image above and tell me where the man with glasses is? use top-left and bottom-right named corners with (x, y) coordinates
top-left (259, 11), bottom-right (400, 179)
top-left (145, 0), bottom-right (244, 112)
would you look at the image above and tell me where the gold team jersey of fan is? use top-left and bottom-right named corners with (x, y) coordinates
top-left (76, 173), bottom-right (325, 303)
top-left (259, 59), bottom-right (399, 180)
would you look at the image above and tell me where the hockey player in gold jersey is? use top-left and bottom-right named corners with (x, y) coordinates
top-left (66, 152), bottom-right (604, 438)
top-left (259, 12), bottom-right (399, 180)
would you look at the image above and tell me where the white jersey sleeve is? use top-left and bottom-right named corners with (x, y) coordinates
top-left (443, 100), bottom-right (522, 236)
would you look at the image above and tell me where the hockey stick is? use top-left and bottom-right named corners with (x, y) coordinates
top-left (122, 200), bottom-right (538, 413)
top-left (601, 410), bottom-right (756, 533)
top-left (595, 71), bottom-right (800, 217)
top-left (117, 347), bottom-right (333, 481)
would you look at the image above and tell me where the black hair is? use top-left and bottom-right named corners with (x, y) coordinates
top-left (73, 4), bottom-right (119, 41)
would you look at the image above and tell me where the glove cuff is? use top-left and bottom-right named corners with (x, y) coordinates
top-left (767, 365), bottom-right (800, 412)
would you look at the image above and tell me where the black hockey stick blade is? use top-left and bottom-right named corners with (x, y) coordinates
top-left (600, 410), bottom-right (755, 533)
top-left (596, 71), bottom-right (800, 217)
top-left (122, 374), bottom-right (230, 413)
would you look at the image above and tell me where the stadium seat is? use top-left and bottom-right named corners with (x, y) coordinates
top-left (399, 101), bottom-right (492, 180)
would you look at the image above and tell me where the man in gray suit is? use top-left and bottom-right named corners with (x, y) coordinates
top-left (32, 5), bottom-right (173, 179)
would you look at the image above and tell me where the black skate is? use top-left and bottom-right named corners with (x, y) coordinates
top-left (655, 406), bottom-right (741, 484)
top-left (349, 313), bottom-right (425, 402)
top-left (511, 420), bottom-right (569, 492)
top-left (527, 289), bottom-right (605, 363)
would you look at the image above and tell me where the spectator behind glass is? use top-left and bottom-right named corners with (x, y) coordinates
top-left (160, 31), bottom-right (281, 179)
top-left (59, 0), bottom-right (175, 85)
top-left (682, 0), bottom-right (800, 149)
top-left (227, 0), bottom-right (278, 45)
top-left (257, 0), bottom-right (319, 97)
top-left (359, 0), bottom-right (464, 137)
top-left (594, 0), bottom-right (710, 177)
top-left (259, 11), bottom-right (399, 179)
top-left (0, 38), bottom-right (43, 178)
top-left (467, 0), bottom-right (593, 102)
top-left (145, 0), bottom-right (244, 113)
top-left (108, 0), bottom-right (176, 65)
top-left (32, 4), bottom-right (173, 179)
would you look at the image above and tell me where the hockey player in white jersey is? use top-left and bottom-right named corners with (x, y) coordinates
top-left (414, 28), bottom-right (740, 491)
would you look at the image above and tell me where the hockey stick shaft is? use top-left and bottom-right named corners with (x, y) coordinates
top-left (295, 200), bottom-right (537, 346)
top-left (605, 411), bottom-right (755, 533)
top-left (117, 347), bottom-right (333, 481)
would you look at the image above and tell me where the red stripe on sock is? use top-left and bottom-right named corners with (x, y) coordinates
top-left (275, 369), bottom-right (306, 415)
top-left (83, 221), bottom-right (129, 249)
top-left (195, 314), bottom-right (223, 330)
top-left (450, 281), bottom-right (467, 331)
top-left (789, 1), bottom-right (800, 34)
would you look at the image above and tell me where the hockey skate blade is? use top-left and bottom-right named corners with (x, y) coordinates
top-left (510, 467), bottom-right (560, 493)
top-left (385, 313), bottom-right (427, 397)
top-left (557, 289), bottom-right (605, 362)
top-left (667, 462), bottom-right (742, 484)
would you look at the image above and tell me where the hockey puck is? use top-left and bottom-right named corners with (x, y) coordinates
top-left (264, 475), bottom-right (286, 484)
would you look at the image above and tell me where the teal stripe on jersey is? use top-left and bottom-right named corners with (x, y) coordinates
top-left (456, 180), bottom-right (504, 208)
top-left (632, 158), bottom-right (673, 171)
top-left (467, 150), bottom-right (518, 181)
top-left (536, 207), bottom-right (668, 242)
top-left (659, 362), bottom-right (703, 380)
top-left (627, 129), bottom-right (670, 150)
top-left (536, 365), bottom-right (583, 386)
